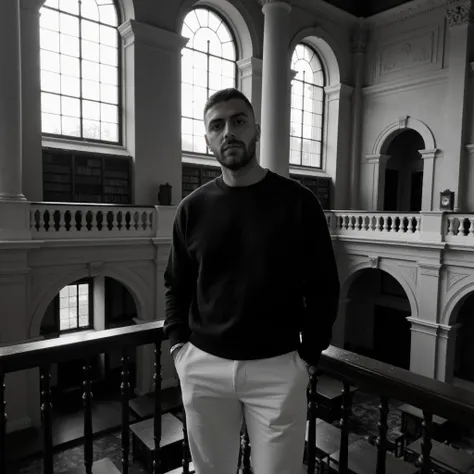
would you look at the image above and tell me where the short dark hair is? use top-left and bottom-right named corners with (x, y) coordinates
top-left (203, 88), bottom-right (255, 119)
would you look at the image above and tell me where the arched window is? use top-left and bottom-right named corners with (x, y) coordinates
top-left (181, 8), bottom-right (237, 155)
top-left (39, 0), bottom-right (121, 143)
top-left (290, 44), bottom-right (325, 168)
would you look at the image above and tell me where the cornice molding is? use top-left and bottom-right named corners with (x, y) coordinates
top-left (366, 0), bottom-right (446, 30)
top-left (365, 154), bottom-right (390, 164)
top-left (20, 0), bottom-right (46, 12)
top-left (118, 20), bottom-right (189, 53)
top-left (418, 262), bottom-right (442, 277)
top-left (237, 57), bottom-right (263, 77)
top-left (324, 83), bottom-right (353, 100)
top-left (260, 0), bottom-right (292, 13)
top-left (419, 148), bottom-right (440, 159)
top-left (446, 0), bottom-right (474, 27)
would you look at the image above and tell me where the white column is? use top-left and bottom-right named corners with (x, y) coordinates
top-left (237, 57), bottom-right (262, 160)
top-left (119, 20), bottom-right (188, 205)
top-left (442, 1), bottom-right (473, 210)
top-left (259, 0), bottom-right (292, 177)
top-left (365, 154), bottom-right (390, 210)
top-left (349, 21), bottom-right (367, 210)
top-left (437, 323), bottom-right (460, 383)
top-left (0, 0), bottom-right (25, 201)
top-left (407, 318), bottom-right (439, 378)
top-left (20, 0), bottom-right (45, 201)
top-left (420, 149), bottom-right (439, 211)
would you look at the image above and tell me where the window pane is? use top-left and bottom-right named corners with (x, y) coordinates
top-left (195, 8), bottom-right (209, 27)
top-left (184, 10), bottom-right (200, 33)
top-left (62, 96), bottom-right (80, 117)
top-left (309, 153), bottom-right (321, 168)
top-left (182, 83), bottom-right (193, 110)
top-left (79, 316), bottom-right (89, 327)
top-left (182, 49), bottom-right (193, 84)
top-left (41, 70), bottom-right (61, 93)
top-left (193, 68), bottom-right (207, 88)
top-left (100, 45), bottom-right (118, 66)
top-left (59, 0), bottom-right (79, 15)
top-left (208, 11), bottom-right (222, 32)
top-left (100, 25), bottom-right (117, 47)
top-left (221, 76), bottom-right (234, 89)
top-left (62, 116), bottom-right (81, 136)
top-left (41, 50), bottom-right (60, 73)
top-left (81, 0), bottom-right (99, 21)
top-left (82, 40), bottom-right (100, 62)
top-left (81, 19), bottom-right (99, 42)
top-left (193, 138), bottom-right (207, 154)
top-left (101, 84), bottom-right (118, 104)
top-left (82, 60), bottom-right (100, 81)
top-left (83, 119), bottom-right (101, 139)
top-left (41, 29), bottom-right (60, 52)
top-left (100, 64), bottom-right (118, 85)
top-left (182, 134), bottom-right (193, 151)
top-left (79, 284), bottom-right (88, 295)
top-left (61, 75), bottom-right (80, 97)
top-left (101, 122), bottom-right (118, 142)
top-left (192, 51), bottom-right (207, 71)
top-left (42, 93), bottom-right (61, 114)
top-left (101, 103), bottom-right (118, 123)
top-left (60, 34), bottom-right (79, 57)
top-left (40, 9), bottom-right (59, 31)
top-left (99, 5), bottom-right (118, 26)
top-left (193, 85), bottom-right (207, 105)
top-left (291, 108), bottom-right (302, 127)
top-left (69, 318), bottom-right (78, 329)
top-left (208, 73), bottom-right (222, 93)
top-left (182, 118), bottom-right (193, 136)
top-left (79, 304), bottom-right (88, 316)
top-left (44, 0), bottom-right (59, 8)
top-left (290, 149), bottom-right (300, 165)
top-left (291, 90), bottom-right (303, 110)
top-left (60, 55), bottom-right (80, 77)
top-left (193, 28), bottom-right (221, 56)
top-left (59, 13), bottom-right (79, 36)
top-left (83, 80), bottom-right (100, 100)
top-left (216, 22), bottom-right (231, 44)
top-left (222, 42), bottom-right (235, 61)
top-left (83, 100), bottom-right (100, 120)
top-left (209, 56), bottom-right (222, 76)
top-left (222, 60), bottom-right (234, 79)
top-left (42, 112), bottom-right (61, 134)
top-left (59, 316), bottom-right (69, 331)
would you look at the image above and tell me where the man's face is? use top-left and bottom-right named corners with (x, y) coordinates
top-left (204, 98), bottom-right (260, 171)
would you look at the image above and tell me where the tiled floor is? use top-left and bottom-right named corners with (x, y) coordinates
top-left (9, 390), bottom-right (474, 473)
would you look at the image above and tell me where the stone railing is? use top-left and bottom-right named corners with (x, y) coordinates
top-left (445, 214), bottom-right (474, 244)
top-left (326, 212), bottom-right (423, 241)
top-left (30, 203), bottom-right (157, 239)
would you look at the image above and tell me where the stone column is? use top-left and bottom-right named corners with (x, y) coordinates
top-left (325, 83), bottom-right (353, 209)
top-left (119, 20), bottom-right (188, 205)
top-left (364, 154), bottom-right (390, 210)
top-left (349, 21), bottom-right (367, 210)
top-left (437, 323), bottom-right (460, 383)
top-left (259, 0), bottom-right (292, 177)
top-left (237, 57), bottom-right (262, 160)
top-left (443, 0), bottom-right (474, 210)
top-left (420, 149), bottom-right (439, 211)
top-left (407, 318), bottom-right (439, 378)
top-left (20, 0), bottom-right (45, 201)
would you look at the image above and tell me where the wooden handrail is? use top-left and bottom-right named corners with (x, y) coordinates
top-left (320, 345), bottom-right (474, 427)
top-left (0, 321), bottom-right (164, 373)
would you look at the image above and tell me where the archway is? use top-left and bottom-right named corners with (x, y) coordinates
top-left (383, 129), bottom-right (425, 212)
top-left (453, 292), bottom-right (474, 388)
top-left (41, 276), bottom-right (138, 412)
top-left (344, 269), bottom-right (412, 369)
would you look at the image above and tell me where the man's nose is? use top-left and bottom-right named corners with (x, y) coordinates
top-left (224, 122), bottom-right (235, 139)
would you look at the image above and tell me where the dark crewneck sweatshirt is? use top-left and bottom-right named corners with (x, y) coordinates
top-left (163, 170), bottom-right (340, 366)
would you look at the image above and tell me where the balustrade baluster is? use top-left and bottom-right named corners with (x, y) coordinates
top-left (376, 216), bottom-right (382, 231)
top-left (447, 217), bottom-right (454, 236)
top-left (90, 210), bottom-right (98, 232)
top-left (408, 217), bottom-right (414, 233)
top-left (39, 209), bottom-right (46, 232)
top-left (239, 421), bottom-right (251, 474)
top-left (338, 381), bottom-right (351, 474)
top-left (306, 370), bottom-right (318, 474)
top-left (419, 411), bottom-right (433, 474)
top-left (182, 413), bottom-right (191, 474)
top-left (121, 349), bottom-right (131, 474)
top-left (0, 371), bottom-right (6, 474)
top-left (375, 397), bottom-right (389, 474)
top-left (153, 342), bottom-right (162, 474)
top-left (390, 215), bottom-right (398, 233)
top-left (383, 216), bottom-right (389, 232)
top-left (83, 360), bottom-right (94, 474)
top-left (470, 218), bottom-right (474, 236)
top-left (40, 365), bottom-right (54, 474)
top-left (58, 209), bottom-right (66, 232)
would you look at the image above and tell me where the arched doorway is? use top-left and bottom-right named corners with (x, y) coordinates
top-left (41, 276), bottom-right (138, 412)
top-left (383, 129), bottom-right (425, 212)
top-left (344, 269), bottom-right (412, 369)
top-left (453, 292), bottom-right (474, 387)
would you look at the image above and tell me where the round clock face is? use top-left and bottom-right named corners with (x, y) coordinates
top-left (442, 196), bottom-right (450, 206)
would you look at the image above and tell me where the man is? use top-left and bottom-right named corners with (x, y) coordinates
top-left (164, 88), bottom-right (339, 474)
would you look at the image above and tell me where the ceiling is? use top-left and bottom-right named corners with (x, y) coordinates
top-left (323, 0), bottom-right (415, 17)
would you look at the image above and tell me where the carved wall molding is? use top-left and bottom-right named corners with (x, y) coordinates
top-left (446, 0), bottom-right (474, 27)
top-left (369, 255), bottom-right (380, 269)
top-left (400, 265), bottom-right (417, 285)
top-left (419, 263), bottom-right (442, 277)
top-left (446, 272), bottom-right (469, 291)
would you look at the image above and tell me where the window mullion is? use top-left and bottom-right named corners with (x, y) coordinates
top-left (78, 0), bottom-right (84, 139)
top-left (300, 74), bottom-right (305, 166)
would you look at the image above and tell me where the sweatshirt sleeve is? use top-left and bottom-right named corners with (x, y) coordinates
top-left (299, 190), bottom-right (340, 367)
top-left (163, 206), bottom-right (195, 348)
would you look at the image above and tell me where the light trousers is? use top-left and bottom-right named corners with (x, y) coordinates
top-left (174, 342), bottom-right (309, 474)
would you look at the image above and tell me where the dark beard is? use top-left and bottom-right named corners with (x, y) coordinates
top-left (215, 135), bottom-right (257, 171)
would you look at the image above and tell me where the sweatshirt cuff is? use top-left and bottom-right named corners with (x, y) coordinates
top-left (166, 325), bottom-right (190, 349)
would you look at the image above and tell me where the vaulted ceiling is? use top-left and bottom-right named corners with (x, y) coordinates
top-left (323, 0), bottom-right (414, 17)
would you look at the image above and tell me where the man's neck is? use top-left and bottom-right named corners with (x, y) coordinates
top-left (221, 159), bottom-right (268, 187)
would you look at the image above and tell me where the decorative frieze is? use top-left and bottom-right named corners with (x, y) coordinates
top-left (446, 0), bottom-right (474, 27)
top-left (446, 272), bottom-right (469, 291)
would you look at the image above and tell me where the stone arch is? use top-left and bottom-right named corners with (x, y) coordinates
top-left (176, 0), bottom-right (258, 59)
top-left (289, 27), bottom-right (343, 86)
top-left (340, 260), bottom-right (419, 319)
top-left (29, 265), bottom-right (148, 338)
top-left (373, 116), bottom-right (436, 156)
top-left (442, 279), bottom-right (474, 326)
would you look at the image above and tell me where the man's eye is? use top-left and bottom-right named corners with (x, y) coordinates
top-left (212, 123), bottom-right (222, 131)
top-left (235, 119), bottom-right (245, 126)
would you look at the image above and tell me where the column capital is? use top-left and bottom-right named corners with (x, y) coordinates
top-left (324, 83), bottom-right (353, 101)
top-left (365, 153), bottom-right (390, 164)
top-left (351, 21), bottom-right (368, 54)
top-left (289, 68), bottom-right (298, 81)
top-left (20, 0), bottom-right (46, 13)
top-left (118, 20), bottom-right (189, 53)
top-left (260, 0), bottom-right (292, 13)
top-left (418, 262), bottom-right (443, 277)
top-left (446, 0), bottom-right (474, 27)
top-left (406, 317), bottom-right (440, 336)
top-left (419, 148), bottom-right (440, 160)
top-left (237, 57), bottom-right (263, 78)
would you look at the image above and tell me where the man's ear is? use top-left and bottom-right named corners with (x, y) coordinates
top-left (256, 123), bottom-right (261, 142)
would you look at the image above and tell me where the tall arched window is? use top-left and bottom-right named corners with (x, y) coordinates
top-left (290, 44), bottom-right (325, 168)
top-left (181, 8), bottom-right (237, 155)
top-left (39, 0), bottom-right (121, 143)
